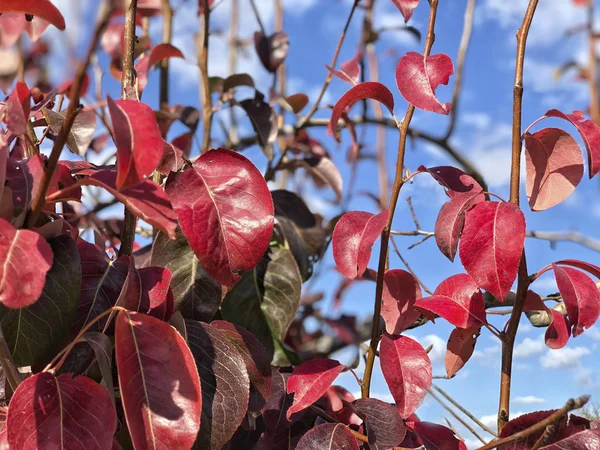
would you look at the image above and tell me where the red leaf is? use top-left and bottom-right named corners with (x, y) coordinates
top-left (353, 398), bottom-right (407, 449)
top-left (381, 269), bottom-right (422, 334)
top-left (540, 429), bottom-right (600, 449)
top-left (554, 259), bottom-right (600, 279)
top-left (135, 43), bottom-right (184, 92)
top-left (380, 334), bottom-right (432, 418)
top-left (4, 82), bottom-right (30, 136)
top-left (47, 169), bottom-right (178, 239)
top-left (158, 141), bottom-right (187, 176)
top-left (0, 218), bottom-right (53, 308)
top-left (545, 308), bottom-right (571, 350)
top-left (165, 148), bottom-right (274, 288)
top-left (329, 82), bottom-right (395, 142)
top-left (254, 31), bottom-right (289, 73)
top-left (326, 53), bottom-right (361, 86)
top-left (459, 202), bottom-right (526, 302)
top-left (115, 310), bottom-right (202, 450)
top-left (418, 165), bottom-right (483, 198)
top-left (6, 373), bottom-right (116, 450)
top-left (57, 74), bottom-right (90, 99)
top-left (500, 410), bottom-right (566, 450)
top-left (296, 423), bottom-right (359, 450)
top-left (392, 0), bottom-right (420, 23)
top-left (435, 192), bottom-right (484, 261)
top-left (553, 264), bottom-right (600, 337)
top-left (138, 266), bottom-right (174, 320)
top-left (413, 422), bottom-right (467, 450)
top-left (0, 0), bottom-right (66, 31)
top-left (525, 128), bottom-right (583, 211)
top-left (396, 52), bottom-right (454, 114)
top-left (286, 359), bottom-right (344, 419)
top-left (332, 210), bottom-right (388, 279)
top-left (544, 109), bottom-right (600, 178)
top-left (446, 327), bottom-right (480, 378)
top-left (414, 274), bottom-right (487, 329)
top-left (107, 97), bottom-right (164, 190)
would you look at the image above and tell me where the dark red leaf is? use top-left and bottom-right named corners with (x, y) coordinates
top-left (4, 81), bottom-right (30, 135)
top-left (418, 165), bottom-right (483, 198)
top-left (137, 266), bottom-right (174, 320)
top-left (552, 264), bottom-right (600, 337)
top-left (540, 429), bottom-right (600, 449)
top-left (296, 423), bottom-right (359, 450)
top-left (329, 82), bottom-right (395, 142)
top-left (211, 320), bottom-right (272, 412)
top-left (326, 53), bottom-right (361, 86)
top-left (396, 52), bottom-right (454, 114)
top-left (525, 128), bottom-right (584, 211)
top-left (107, 97), bottom-right (164, 190)
top-left (500, 410), bottom-right (565, 450)
top-left (0, 0), bottom-right (65, 31)
top-left (0, 218), bottom-right (53, 308)
top-left (392, 0), bottom-right (420, 23)
top-left (254, 31), bottom-right (289, 73)
top-left (544, 109), bottom-right (600, 178)
top-left (115, 310), bottom-right (202, 450)
top-left (380, 334), bottom-right (432, 418)
top-left (287, 359), bottom-right (344, 419)
top-left (381, 269), bottom-right (422, 334)
top-left (413, 421), bottom-right (467, 450)
top-left (47, 169), bottom-right (178, 238)
top-left (6, 373), bottom-right (115, 450)
top-left (332, 210), bottom-right (388, 279)
top-left (301, 156), bottom-right (343, 203)
top-left (435, 192), bottom-right (485, 261)
top-left (262, 368), bottom-right (294, 431)
top-left (414, 273), bottom-right (487, 329)
top-left (136, 43), bottom-right (184, 92)
top-left (445, 327), bottom-right (480, 378)
top-left (353, 398), bottom-right (407, 449)
top-left (545, 308), bottom-right (571, 350)
top-left (185, 320), bottom-right (250, 450)
top-left (166, 148), bottom-right (274, 288)
top-left (238, 91), bottom-right (276, 155)
top-left (459, 202), bottom-right (526, 302)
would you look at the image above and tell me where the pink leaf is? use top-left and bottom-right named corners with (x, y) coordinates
top-left (329, 82), bottom-right (395, 142)
top-left (413, 422), bottom-right (467, 450)
top-left (286, 359), bottom-right (344, 419)
top-left (414, 273), bottom-right (487, 329)
top-left (107, 97), bottom-right (164, 190)
top-left (525, 128), bottom-right (583, 211)
top-left (0, 0), bottom-right (66, 31)
top-left (380, 334), bottom-right (432, 418)
top-left (381, 269), bottom-right (422, 334)
top-left (392, 0), bottom-right (420, 23)
top-left (553, 264), bottom-right (600, 337)
top-left (460, 202), bottom-right (526, 302)
top-left (135, 43), bottom-right (184, 92)
top-left (446, 327), bottom-right (480, 378)
top-left (47, 169), bottom-right (178, 239)
top-left (165, 148), bottom-right (274, 288)
top-left (332, 210), bottom-right (389, 279)
top-left (545, 308), bottom-right (571, 350)
top-left (326, 53), bottom-right (361, 86)
top-left (0, 218), bottom-right (53, 308)
top-left (396, 52), bottom-right (454, 114)
top-left (544, 109), bottom-right (600, 178)
top-left (6, 373), bottom-right (116, 450)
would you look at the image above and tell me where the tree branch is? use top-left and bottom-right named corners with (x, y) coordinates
top-left (199, 0), bottom-right (212, 153)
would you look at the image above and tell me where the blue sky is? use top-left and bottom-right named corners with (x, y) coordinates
top-left (39, 0), bottom-right (600, 447)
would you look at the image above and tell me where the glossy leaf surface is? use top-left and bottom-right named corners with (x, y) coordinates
top-left (296, 423), bottom-right (359, 450)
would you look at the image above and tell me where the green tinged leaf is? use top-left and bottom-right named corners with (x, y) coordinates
top-left (0, 235), bottom-right (81, 366)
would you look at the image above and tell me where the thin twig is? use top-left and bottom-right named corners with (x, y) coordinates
top-left (428, 389), bottom-right (488, 445)
top-left (0, 327), bottom-right (22, 395)
top-left (498, 0), bottom-right (539, 433)
top-left (362, 0), bottom-right (440, 398)
top-left (298, 0), bottom-right (360, 128)
top-left (432, 385), bottom-right (498, 437)
top-left (227, 0), bottom-right (240, 144)
top-left (25, 1), bottom-right (114, 228)
top-left (478, 396), bottom-right (589, 450)
top-left (444, 0), bottom-right (476, 139)
top-left (530, 424), bottom-right (556, 450)
top-left (587, 1), bottom-right (600, 125)
top-left (390, 235), bottom-right (433, 295)
top-left (118, 0), bottom-right (140, 257)
top-left (249, 0), bottom-right (267, 35)
top-left (199, 0), bottom-right (213, 153)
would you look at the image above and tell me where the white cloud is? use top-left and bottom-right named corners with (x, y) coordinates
top-left (514, 337), bottom-right (545, 359)
top-left (462, 112), bottom-right (492, 131)
top-left (479, 414), bottom-right (498, 430)
top-left (404, 334), bottom-right (446, 365)
top-left (540, 346), bottom-right (590, 369)
top-left (513, 395), bottom-right (546, 405)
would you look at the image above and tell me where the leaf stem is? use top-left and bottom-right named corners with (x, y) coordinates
top-left (0, 327), bottom-right (22, 395)
top-left (24, 1), bottom-right (113, 228)
top-left (498, 0), bottom-right (538, 433)
top-left (361, 0), bottom-right (440, 399)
